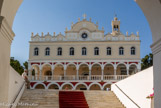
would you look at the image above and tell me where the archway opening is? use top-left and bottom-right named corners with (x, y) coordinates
top-left (91, 64), bottom-right (102, 75)
top-left (76, 84), bottom-right (87, 90)
top-left (129, 64), bottom-right (138, 75)
top-left (116, 64), bottom-right (127, 75)
top-left (54, 64), bottom-right (64, 80)
top-left (35, 84), bottom-right (45, 89)
top-left (42, 64), bottom-right (52, 80)
top-left (91, 64), bottom-right (102, 80)
top-left (62, 84), bottom-right (73, 90)
top-left (104, 64), bottom-right (114, 75)
top-left (31, 65), bottom-right (40, 80)
top-left (103, 84), bottom-right (111, 91)
top-left (66, 64), bottom-right (77, 80)
top-left (48, 84), bottom-right (59, 90)
top-left (79, 64), bottom-right (89, 76)
top-left (89, 84), bottom-right (101, 90)
top-left (79, 64), bottom-right (89, 80)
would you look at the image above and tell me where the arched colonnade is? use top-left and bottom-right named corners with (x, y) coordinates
top-left (29, 61), bottom-right (140, 81)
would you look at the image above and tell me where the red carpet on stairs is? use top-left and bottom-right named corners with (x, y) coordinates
top-left (59, 91), bottom-right (89, 108)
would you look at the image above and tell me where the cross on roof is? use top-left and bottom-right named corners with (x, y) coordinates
top-left (114, 12), bottom-right (117, 18)
top-left (115, 13), bottom-right (117, 17)
top-left (83, 14), bottom-right (87, 19)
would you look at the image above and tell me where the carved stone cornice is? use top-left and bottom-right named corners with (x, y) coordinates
top-left (0, 16), bottom-right (15, 44)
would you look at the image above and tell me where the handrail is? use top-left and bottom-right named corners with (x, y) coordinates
top-left (9, 81), bottom-right (25, 108)
top-left (30, 75), bottom-right (129, 81)
top-left (115, 84), bottom-right (140, 108)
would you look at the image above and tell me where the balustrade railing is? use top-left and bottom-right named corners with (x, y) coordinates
top-left (29, 75), bottom-right (129, 81)
top-left (78, 75), bottom-right (89, 80)
top-left (91, 75), bottom-right (102, 80)
top-left (104, 75), bottom-right (115, 80)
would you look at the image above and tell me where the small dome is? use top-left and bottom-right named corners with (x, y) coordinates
top-left (114, 17), bottom-right (118, 21)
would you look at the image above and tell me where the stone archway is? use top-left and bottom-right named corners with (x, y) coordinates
top-left (103, 84), bottom-right (111, 91)
top-left (129, 64), bottom-right (138, 75)
top-left (35, 84), bottom-right (45, 89)
top-left (78, 64), bottom-right (89, 80)
top-left (61, 84), bottom-right (73, 90)
top-left (75, 84), bottom-right (87, 90)
top-left (66, 64), bottom-right (77, 80)
top-left (104, 64), bottom-right (114, 75)
top-left (1, 0), bottom-right (161, 107)
top-left (42, 64), bottom-right (52, 80)
top-left (30, 64), bottom-right (40, 80)
top-left (75, 83), bottom-right (88, 90)
top-left (91, 64), bottom-right (102, 80)
top-left (116, 64), bottom-right (127, 75)
top-left (54, 64), bottom-right (64, 77)
top-left (33, 83), bottom-right (46, 89)
top-left (91, 64), bottom-right (102, 75)
top-left (89, 84), bottom-right (101, 90)
top-left (48, 84), bottom-right (59, 90)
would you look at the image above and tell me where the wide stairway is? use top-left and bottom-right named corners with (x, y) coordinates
top-left (59, 91), bottom-right (89, 108)
top-left (16, 89), bottom-right (59, 108)
top-left (17, 90), bottom-right (125, 108)
top-left (84, 91), bottom-right (125, 108)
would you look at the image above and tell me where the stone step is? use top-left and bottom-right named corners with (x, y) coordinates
top-left (17, 89), bottom-right (59, 108)
top-left (17, 90), bottom-right (125, 108)
top-left (84, 91), bottom-right (125, 108)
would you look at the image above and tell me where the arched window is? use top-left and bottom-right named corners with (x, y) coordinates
top-left (131, 47), bottom-right (136, 55)
top-left (107, 47), bottom-right (111, 55)
top-left (45, 47), bottom-right (50, 56)
top-left (114, 25), bottom-right (119, 31)
top-left (57, 47), bottom-right (62, 56)
top-left (34, 47), bottom-right (39, 56)
top-left (94, 47), bottom-right (99, 55)
top-left (70, 47), bottom-right (74, 55)
top-left (82, 47), bottom-right (87, 55)
top-left (119, 47), bottom-right (124, 55)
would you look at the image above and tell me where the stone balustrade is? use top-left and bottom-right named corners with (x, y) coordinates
top-left (29, 75), bottom-right (129, 81)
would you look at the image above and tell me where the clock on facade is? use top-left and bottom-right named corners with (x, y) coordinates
top-left (81, 33), bottom-right (88, 39)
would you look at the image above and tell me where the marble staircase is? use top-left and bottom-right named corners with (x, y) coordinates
top-left (17, 90), bottom-right (125, 108)
top-left (84, 91), bottom-right (125, 108)
top-left (16, 89), bottom-right (59, 108)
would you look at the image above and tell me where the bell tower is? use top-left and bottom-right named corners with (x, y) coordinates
top-left (111, 16), bottom-right (120, 35)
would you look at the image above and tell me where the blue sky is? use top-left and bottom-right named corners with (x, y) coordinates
top-left (11, 0), bottom-right (152, 64)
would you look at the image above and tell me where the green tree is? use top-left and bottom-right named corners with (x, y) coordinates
top-left (141, 53), bottom-right (153, 70)
top-left (10, 57), bottom-right (24, 75)
top-left (23, 61), bottom-right (28, 70)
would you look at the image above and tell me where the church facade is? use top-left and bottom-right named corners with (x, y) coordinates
top-left (28, 15), bottom-right (141, 90)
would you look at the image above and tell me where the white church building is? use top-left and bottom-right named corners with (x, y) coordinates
top-left (28, 15), bottom-right (141, 90)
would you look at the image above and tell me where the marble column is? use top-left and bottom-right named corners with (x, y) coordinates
top-left (39, 70), bottom-right (42, 80)
top-left (101, 70), bottom-right (104, 80)
top-left (76, 70), bottom-right (79, 80)
top-left (89, 70), bottom-right (91, 80)
top-left (127, 69), bottom-right (129, 75)
top-left (114, 69), bottom-right (117, 80)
